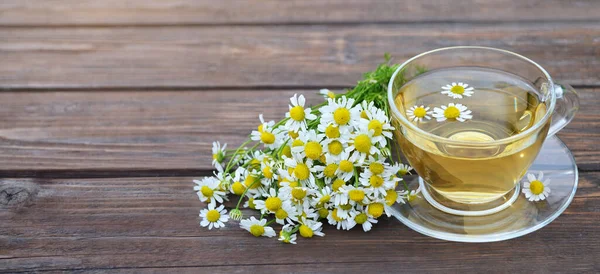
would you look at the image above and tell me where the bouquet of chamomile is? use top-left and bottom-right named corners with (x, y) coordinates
top-left (194, 55), bottom-right (417, 244)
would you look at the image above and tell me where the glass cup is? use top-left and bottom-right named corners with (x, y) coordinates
top-left (387, 46), bottom-right (579, 216)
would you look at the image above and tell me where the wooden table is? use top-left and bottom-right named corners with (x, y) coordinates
top-left (1, 1), bottom-right (599, 272)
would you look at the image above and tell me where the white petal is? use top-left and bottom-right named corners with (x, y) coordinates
top-left (298, 94), bottom-right (306, 107)
top-left (527, 173), bottom-right (536, 182)
top-left (200, 219), bottom-right (209, 227)
top-left (291, 94), bottom-right (299, 106)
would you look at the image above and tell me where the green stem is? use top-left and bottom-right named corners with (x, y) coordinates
top-left (234, 176), bottom-right (262, 210)
top-left (224, 138), bottom-right (253, 173)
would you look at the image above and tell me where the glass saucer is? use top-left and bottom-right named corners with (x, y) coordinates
top-left (389, 135), bottom-right (578, 242)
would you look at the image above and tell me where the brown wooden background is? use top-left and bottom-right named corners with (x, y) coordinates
top-left (1, 1), bottom-right (599, 273)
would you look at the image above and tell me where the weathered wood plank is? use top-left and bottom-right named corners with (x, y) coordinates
top-left (1, 174), bottom-right (598, 271)
top-left (0, 89), bottom-right (597, 173)
top-left (0, 0), bottom-right (598, 26)
top-left (0, 23), bottom-right (599, 89)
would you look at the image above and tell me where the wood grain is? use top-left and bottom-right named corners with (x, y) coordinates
top-left (0, 88), bottom-right (598, 174)
top-left (1, 23), bottom-right (599, 89)
top-left (0, 0), bottom-right (598, 26)
top-left (1, 174), bottom-right (598, 272)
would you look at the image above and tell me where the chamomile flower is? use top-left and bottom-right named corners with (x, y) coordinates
top-left (340, 185), bottom-right (370, 206)
top-left (312, 186), bottom-right (333, 208)
top-left (284, 155), bottom-right (318, 187)
top-left (432, 103), bottom-right (473, 122)
top-left (240, 216), bottom-right (276, 238)
top-left (522, 171), bottom-right (551, 201)
top-left (211, 141), bottom-right (227, 169)
top-left (251, 114), bottom-right (283, 149)
top-left (441, 82), bottom-right (475, 99)
top-left (366, 201), bottom-right (386, 218)
top-left (404, 185), bottom-right (422, 203)
top-left (199, 204), bottom-right (229, 230)
top-left (193, 176), bottom-right (227, 207)
top-left (319, 96), bottom-right (361, 131)
top-left (359, 106), bottom-right (394, 147)
top-left (335, 150), bottom-right (357, 182)
top-left (396, 163), bottom-right (413, 176)
top-left (291, 129), bottom-right (324, 161)
top-left (274, 201), bottom-right (300, 225)
top-left (360, 168), bottom-right (395, 197)
top-left (314, 154), bottom-right (341, 180)
top-left (406, 105), bottom-right (432, 122)
top-left (347, 128), bottom-right (380, 164)
top-left (280, 185), bottom-right (313, 205)
top-left (319, 88), bottom-right (336, 99)
top-left (298, 217), bottom-right (325, 238)
top-left (327, 207), bottom-right (352, 230)
top-left (385, 189), bottom-right (406, 206)
top-left (278, 224), bottom-right (297, 244)
top-left (254, 188), bottom-right (286, 214)
top-left (284, 94), bottom-right (317, 132)
top-left (350, 209), bottom-right (378, 232)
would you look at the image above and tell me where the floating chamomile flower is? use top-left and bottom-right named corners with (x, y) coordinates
top-left (319, 96), bottom-right (361, 131)
top-left (278, 224), bottom-right (297, 244)
top-left (406, 105), bottom-right (432, 122)
top-left (298, 217), bottom-right (325, 238)
top-left (432, 103), bottom-right (473, 122)
top-left (319, 88), bottom-right (336, 99)
top-left (522, 171), bottom-right (551, 201)
top-left (194, 176), bottom-right (227, 207)
top-left (284, 94), bottom-right (317, 132)
top-left (240, 216), bottom-right (276, 238)
top-left (199, 204), bottom-right (229, 230)
top-left (441, 82), bottom-right (475, 99)
top-left (211, 141), bottom-right (227, 169)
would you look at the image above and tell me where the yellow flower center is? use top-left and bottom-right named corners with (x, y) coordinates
top-left (318, 208), bottom-right (329, 218)
top-left (206, 209), bottom-right (220, 222)
top-left (250, 224), bottom-right (265, 237)
top-left (450, 85), bottom-right (465, 95)
top-left (348, 189), bottom-right (365, 202)
top-left (340, 204), bottom-right (352, 210)
top-left (231, 181), bottom-right (245, 195)
top-left (257, 124), bottom-right (264, 133)
top-left (280, 145), bottom-right (292, 158)
top-left (328, 140), bottom-right (343, 155)
top-left (249, 158), bottom-right (261, 171)
top-left (325, 124), bottom-right (340, 139)
top-left (292, 139), bottom-right (304, 147)
top-left (368, 120), bottom-right (383, 136)
top-left (299, 224), bottom-right (314, 238)
top-left (413, 107), bottom-right (427, 118)
top-left (444, 106), bottom-right (461, 119)
top-left (369, 162), bottom-right (384, 175)
top-left (247, 197), bottom-right (256, 209)
top-left (200, 185), bottom-right (214, 198)
top-left (318, 194), bottom-right (331, 205)
top-left (370, 175), bottom-right (384, 188)
top-left (399, 168), bottom-right (409, 176)
top-left (319, 154), bottom-right (327, 164)
top-left (323, 163), bottom-right (338, 178)
top-left (354, 134), bottom-right (371, 153)
top-left (275, 208), bottom-right (288, 220)
top-left (262, 166), bottom-right (273, 179)
top-left (289, 130), bottom-right (299, 139)
top-left (290, 106), bottom-right (305, 121)
top-left (305, 141), bottom-right (322, 160)
top-left (368, 203), bottom-right (384, 218)
top-left (260, 131), bottom-right (275, 144)
top-left (339, 160), bottom-right (354, 173)
top-left (294, 163), bottom-right (310, 180)
top-left (530, 180), bottom-right (545, 195)
top-left (291, 187), bottom-right (307, 200)
top-left (265, 197), bottom-right (282, 212)
top-left (360, 110), bottom-right (369, 119)
top-left (331, 208), bottom-right (343, 222)
top-left (385, 189), bottom-right (398, 206)
top-left (244, 174), bottom-right (261, 189)
top-left (354, 213), bottom-right (368, 224)
top-left (332, 178), bottom-right (345, 191)
top-left (212, 153), bottom-right (218, 160)
top-left (327, 91), bottom-right (335, 99)
top-left (333, 107), bottom-right (351, 125)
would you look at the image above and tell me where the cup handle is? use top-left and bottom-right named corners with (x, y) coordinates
top-left (547, 82), bottom-right (580, 137)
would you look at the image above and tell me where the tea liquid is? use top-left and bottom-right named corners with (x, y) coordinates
top-left (394, 67), bottom-right (549, 204)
